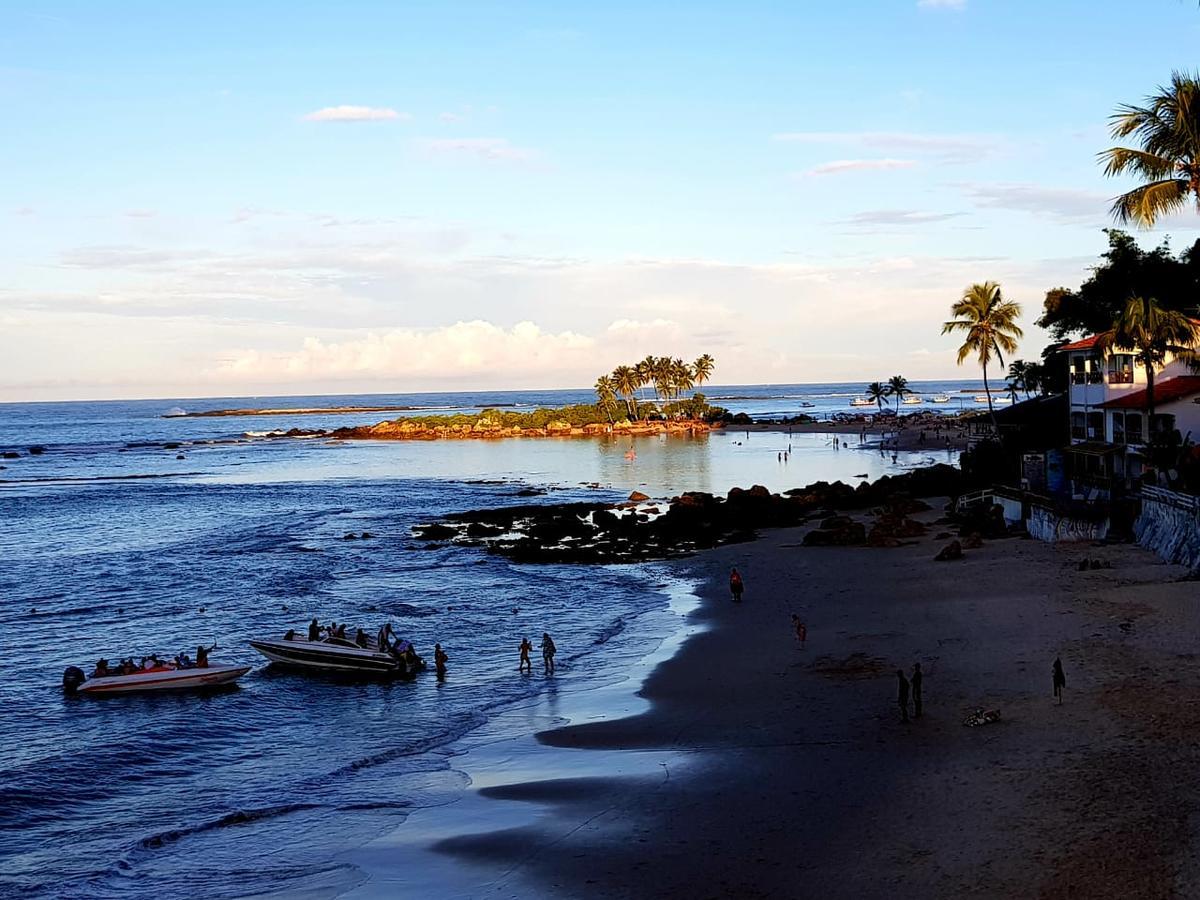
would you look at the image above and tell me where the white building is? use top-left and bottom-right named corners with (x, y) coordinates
top-left (1062, 334), bottom-right (1200, 494)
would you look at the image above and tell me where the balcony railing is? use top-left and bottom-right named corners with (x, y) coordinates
top-left (1070, 372), bottom-right (1104, 384)
top-left (1108, 371), bottom-right (1134, 384)
top-left (1070, 425), bottom-right (1086, 439)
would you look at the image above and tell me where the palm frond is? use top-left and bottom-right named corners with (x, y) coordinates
top-left (1110, 179), bottom-right (1190, 227)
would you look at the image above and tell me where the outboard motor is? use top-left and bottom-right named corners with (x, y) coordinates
top-left (62, 666), bottom-right (87, 694)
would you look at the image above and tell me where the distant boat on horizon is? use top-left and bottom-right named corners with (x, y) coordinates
top-left (902, 396), bottom-right (922, 405)
top-left (849, 397), bottom-right (874, 407)
top-left (930, 395), bottom-right (951, 403)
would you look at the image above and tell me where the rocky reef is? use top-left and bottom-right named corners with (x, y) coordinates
top-left (412, 463), bottom-right (965, 564)
top-left (329, 418), bottom-right (715, 441)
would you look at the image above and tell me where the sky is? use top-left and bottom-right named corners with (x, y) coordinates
top-left (3, 0), bottom-right (1200, 402)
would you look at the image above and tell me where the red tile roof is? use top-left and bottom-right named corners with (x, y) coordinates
top-left (1098, 375), bottom-right (1200, 409)
top-left (1059, 335), bottom-right (1099, 351)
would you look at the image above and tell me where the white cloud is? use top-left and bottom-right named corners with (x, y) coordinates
top-left (841, 209), bottom-right (964, 226)
top-left (417, 137), bottom-right (539, 163)
top-left (963, 183), bottom-right (1108, 221)
top-left (12, 206), bottom-right (35, 216)
top-left (918, 0), bottom-right (966, 8)
top-left (439, 112), bottom-right (466, 123)
top-left (302, 105), bottom-right (409, 122)
top-left (217, 320), bottom-right (595, 381)
top-left (124, 209), bottom-right (157, 218)
top-left (804, 159), bottom-right (917, 176)
top-left (775, 131), bottom-right (992, 165)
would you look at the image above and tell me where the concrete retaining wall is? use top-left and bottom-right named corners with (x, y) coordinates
top-left (1027, 504), bottom-right (1109, 543)
top-left (1136, 487), bottom-right (1200, 570)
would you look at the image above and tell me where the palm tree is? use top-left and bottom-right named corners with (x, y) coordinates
top-left (1095, 295), bottom-right (1199, 429)
top-left (672, 357), bottom-right (693, 399)
top-left (693, 354), bottom-right (715, 389)
top-left (887, 375), bottom-right (909, 412)
top-left (942, 281), bottom-right (1024, 429)
top-left (1005, 378), bottom-right (1021, 404)
top-left (1006, 360), bottom-right (1031, 399)
top-left (594, 375), bottom-right (619, 424)
top-left (612, 366), bottom-right (640, 419)
top-left (1101, 71), bottom-right (1200, 227)
top-left (865, 381), bottom-right (890, 413)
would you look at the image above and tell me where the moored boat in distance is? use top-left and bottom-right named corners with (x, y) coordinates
top-left (902, 396), bottom-right (922, 405)
top-left (849, 397), bottom-right (874, 407)
top-left (249, 632), bottom-right (426, 677)
top-left (930, 395), bottom-right (951, 403)
top-left (63, 663), bottom-right (250, 695)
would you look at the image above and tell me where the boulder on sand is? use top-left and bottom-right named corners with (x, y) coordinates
top-left (629, 491), bottom-right (650, 502)
top-left (934, 540), bottom-right (963, 561)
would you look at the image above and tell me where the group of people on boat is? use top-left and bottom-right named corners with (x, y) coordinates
top-left (90, 644), bottom-right (216, 679)
top-left (282, 618), bottom-right (422, 668)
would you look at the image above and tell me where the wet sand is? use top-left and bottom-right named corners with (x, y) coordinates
top-left (341, 508), bottom-right (1200, 899)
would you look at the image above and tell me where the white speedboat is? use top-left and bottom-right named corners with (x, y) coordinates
top-left (930, 395), bottom-right (951, 403)
top-left (249, 633), bottom-right (425, 677)
top-left (63, 663), bottom-right (250, 695)
top-left (849, 398), bottom-right (873, 407)
top-left (973, 395), bottom-right (990, 403)
top-left (902, 396), bottom-right (922, 405)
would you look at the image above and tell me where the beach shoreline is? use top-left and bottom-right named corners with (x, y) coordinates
top-left (335, 506), bottom-right (1200, 899)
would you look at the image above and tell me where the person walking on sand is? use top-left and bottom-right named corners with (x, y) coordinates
top-left (541, 632), bottom-right (557, 674)
top-left (1053, 657), bottom-right (1066, 704)
top-left (911, 662), bottom-right (923, 718)
top-left (729, 568), bottom-right (744, 603)
top-left (791, 614), bottom-right (807, 648)
top-left (518, 637), bottom-right (533, 674)
top-left (896, 669), bottom-right (910, 722)
top-left (434, 643), bottom-right (448, 680)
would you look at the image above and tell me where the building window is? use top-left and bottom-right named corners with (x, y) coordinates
top-left (1152, 413), bottom-right (1176, 436)
top-left (1125, 412), bottom-right (1143, 444)
top-left (1107, 354), bottom-right (1135, 384)
top-left (1087, 358), bottom-right (1104, 384)
top-left (1071, 411), bottom-right (1085, 440)
top-left (1071, 356), bottom-right (1087, 385)
top-left (1087, 412), bottom-right (1104, 440)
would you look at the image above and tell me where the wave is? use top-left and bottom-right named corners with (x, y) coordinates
top-left (0, 472), bottom-right (203, 485)
top-left (592, 616), bottom-right (627, 645)
top-left (134, 802), bottom-right (321, 850)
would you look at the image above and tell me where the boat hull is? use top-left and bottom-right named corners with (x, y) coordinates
top-left (249, 639), bottom-right (423, 677)
top-left (76, 665), bottom-right (251, 695)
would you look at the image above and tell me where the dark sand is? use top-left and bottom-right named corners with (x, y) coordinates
top-left (342, 509), bottom-right (1200, 899)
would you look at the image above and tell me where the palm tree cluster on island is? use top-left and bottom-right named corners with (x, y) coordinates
top-left (595, 354), bottom-right (715, 422)
top-left (862, 375), bottom-right (911, 413)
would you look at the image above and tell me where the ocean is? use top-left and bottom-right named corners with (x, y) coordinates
top-left (0, 381), bottom-right (978, 899)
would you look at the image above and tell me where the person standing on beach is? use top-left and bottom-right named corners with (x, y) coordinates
top-left (518, 637), bottom-right (533, 674)
top-left (1053, 657), bottom-right (1066, 704)
top-left (541, 632), bottom-right (557, 674)
top-left (791, 614), bottom-right (806, 648)
top-left (911, 663), bottom-right (923, 718)
top-left (434, 643), bottom-right (448, 680)
top-left (730, 568), bottom-right (744, 603)
top-left (896, 669), bottom-right (910, 722)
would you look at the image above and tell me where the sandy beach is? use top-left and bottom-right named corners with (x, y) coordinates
top-left (340, 504), bottom-right (1200, 899)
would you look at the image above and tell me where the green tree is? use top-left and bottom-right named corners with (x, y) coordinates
top-left (693, 353), bottom-right (715, 388)
top-left (1095, 295), bottom-right (1200, 426)
top-left (594, 375), bottom-right (619, 423)
top-left (1036, 231), bottom-right (1200, 340)
top-left (865, 381), bottom-right (890, 413)
top-left (1006, 359), bottom-right (1034, 399)
top-left (612, 366), bottom-right (640, 419)
top-left (1101, 71), bottom-right (1200, 227)
top-left (942, 281), bottom-right (1024, 428)
top-left (887, 374), bottom-right (909, 411)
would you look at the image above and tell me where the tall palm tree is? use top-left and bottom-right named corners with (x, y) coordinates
top-left (612, 366), bottom-right (640, 419)
top-left (865, 381), bottom-right (890, 413)
top-left (1101, 71), bottom-right (1200, 227)
top-left (693, 353), bottom-right (715, 389)
top-left (942, 281), bottom-right (1024, 429)
top-left (672, 357), bottom-right (693, 399)
top-left (1095, 295), bottom-right (1199, 429)
top-left (887, 375), bottom-right (909, 412)
top-left (594, 375), bottom-right (619, 424)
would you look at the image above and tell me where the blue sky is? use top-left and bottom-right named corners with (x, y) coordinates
top-left (3, 0), bottom-right (1200, 400)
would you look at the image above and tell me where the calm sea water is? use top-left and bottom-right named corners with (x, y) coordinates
top-left (0, 382), bottom-right (972, 899)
